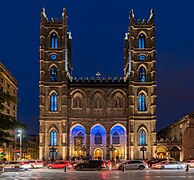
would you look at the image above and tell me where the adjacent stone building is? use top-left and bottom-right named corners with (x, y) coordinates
top-left (0, 63), bottom-right (18, 161)
top-left (156, 113), bottom-right (194, 161)
top-left (39, 8), bottom-right (157, 161)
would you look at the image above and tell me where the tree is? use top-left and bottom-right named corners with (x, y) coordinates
top-left (0, 89), bottom-right (25, 145)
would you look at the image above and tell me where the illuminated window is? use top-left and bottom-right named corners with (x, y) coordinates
top-left (51, 33), bottom-right (58, 48)
top-left (50, 93), bottom-right (58, 111)
top-left (139, 129), bottom-right (146, 145)
top-left (50, 66), bottom-right (58, 82)
top-left (112, 131), bottom-right (120, 144)
top-left (138, 94), bottom-right (146, 111)
top-left (50, 129), bottom-right (57, 146)
top-left (139, 67), bottom-right (146, 82)
top-left (138, 34), bottom-right (145, 49)
top-left (95, 132), bottom-right (102, 144)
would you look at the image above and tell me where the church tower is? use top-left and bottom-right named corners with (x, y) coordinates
top-left (39, 8), bottom-right (72, 160)
top-left (124, 9), bottom-right (157, 159)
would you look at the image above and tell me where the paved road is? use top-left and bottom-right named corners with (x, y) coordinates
top-left (1, 168), bottom-right (194, 180)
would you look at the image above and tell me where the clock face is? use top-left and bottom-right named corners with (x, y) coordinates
top-left (50, 54), bottom-right (57, 60)
top-left (139, 54), bottom-right (146, 61)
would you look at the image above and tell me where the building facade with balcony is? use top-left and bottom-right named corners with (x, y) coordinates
top-left (0, 63), bottom-right (18, 161)
top-left (39, 8), bottom-right (157, 161)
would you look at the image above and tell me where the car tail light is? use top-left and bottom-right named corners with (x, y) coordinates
top-left (20, 162), bottom-right (24, 165)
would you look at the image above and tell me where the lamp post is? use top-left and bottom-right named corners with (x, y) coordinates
top-left (140, 146), bottom-right (147, 160)
top-left (81, 145), bottom-right (87, 159)
top-left (109, 145), bottom-right (116, 162)
top-left (18, 130), bottom-right (22, 159)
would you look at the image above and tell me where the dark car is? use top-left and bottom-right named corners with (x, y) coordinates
top-left (74, 160), bottom-right (104, 171)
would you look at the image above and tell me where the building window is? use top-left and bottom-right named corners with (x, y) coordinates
top-left (138, 34), bottom-right (145, 49)
top-left (139, 129), bottom-right (146, 145)
top-left (50, 129), bottom-right (57, 146)
top-left (138, 94), bottom-right (146, 111)
top-left (51, 33), bottom-right (58, 48)
top-left (112, 131), bottom-right (120, 144)
top-left (139, 67), bottom-right (146, 82)
top-left (95, 132), bottom-right (102, 144)
top-left (50, 66), bottom-right (58, 82)
top-left (77, 131), bottom-right (84, 138)
top-left (50, 93), bottom-right (58, 111)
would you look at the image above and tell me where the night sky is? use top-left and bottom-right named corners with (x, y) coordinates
top-left (0, 1), bottom-right (193, 134)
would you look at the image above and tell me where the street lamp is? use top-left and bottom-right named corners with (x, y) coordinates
top-left (140, 145), bottom-right (147, 160)
top-left (18, 130), bottom-right (22, 160)
top-left (109, 145), bottom-right (116, 162)
top-left (80, 145), bottom-right (87, 158)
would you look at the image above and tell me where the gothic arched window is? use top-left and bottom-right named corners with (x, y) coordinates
top-left (50, 66), bottom-right (58, 82)
top-left (138, 34), bottom-right (145, 49)
top-left (139, 129), bottom-right (146, 145)
top-left (51, 33), bottom-right (58, 48)
top-left (138, 94), bottom-right (146, 111)
top-left (77, 131), bottom-right (84, 138)
top-left (112, 131), bottom-right (120, 144)
top-left (139, 67), bottom-right (146, 82)
top-left (95, 132), bottom-right (102, 144)
top-left (50, 93), bottom-right (58, 111)
top-left (50, 129), bottom-right (57, 146)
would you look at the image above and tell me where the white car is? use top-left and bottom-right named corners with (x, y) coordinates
top-left (29, 160), bottom-right (44, 168)
top-left (152, 161), bottom-right (186, 169)
top-left (2, 161), bottom-right (31, 170)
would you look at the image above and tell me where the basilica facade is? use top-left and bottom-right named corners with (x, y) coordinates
top-left (39, 8), bottom-right (157, 161)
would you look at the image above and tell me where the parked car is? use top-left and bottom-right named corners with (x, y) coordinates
top-left (146, 159), bottom-right (161, 167)
top-left (184, 160), bottom-right (194, 168)
top-left (115, 160), bottom-right (148, 170)
top-left (29, 160), bottom-right (44, 168)
top-left (74, 160), bottom-right (104, 171)
top-left (1, 161), bottom-right (31, 170)
top-left (151, 161), bottom-right (186, 169)
top-left (47, 161), bottom-right (72, 169)
top-left (146, 158), bottom-right (175, 167)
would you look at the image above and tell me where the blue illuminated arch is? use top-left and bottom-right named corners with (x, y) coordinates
top-left (50, 66), bottom-right (58, 82)
top-left (138, 33), bottom-right (145, 49)
top-left (51, 33), bottom-right (58, 48)
top-left (139, 66), bottom-right (146, 82)
top-left (50, 129), bottom-right (57, 146)
top-left (50, 92), bottom-right (58, 111)
top-left (139, 129), bottom-right (146, 145)
top-left (138, 94), bottom-right (146, 111)
top-left (90, 124), bottom-right (106, 146)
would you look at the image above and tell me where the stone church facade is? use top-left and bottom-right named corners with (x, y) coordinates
top-left (39, 8), bottom-right (157, 161)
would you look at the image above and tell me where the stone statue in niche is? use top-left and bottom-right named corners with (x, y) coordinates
top-left (115, 98), bottom-right (120, 108)
top-left (96, 99), bottom-right (101, 108)
top-left (74, 97), bottom-right (81, 108)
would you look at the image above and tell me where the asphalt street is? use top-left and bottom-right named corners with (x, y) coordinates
top-left (1, 168), bottom-right (194, 180)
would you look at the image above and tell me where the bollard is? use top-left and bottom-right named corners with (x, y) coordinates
top-left (122, 164), bottom-right (125, 172)
top-left (64, 165), bottom-right (67, 172)
top-left (186, 164), bottom-right (189, 172)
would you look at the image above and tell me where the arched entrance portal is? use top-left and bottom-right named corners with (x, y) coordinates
top-left (70, 124), bottom-right (86, 158)
top-left (156, 146), bottom-right (167, 159)
top-left (94, 148), bottom-right (103, 160)
top-left (90, 124), bottom-right (106, 160)
top-left (110, 124), bottom-right (126, 160)
top-left (170, 146), bottom-right (180, 161)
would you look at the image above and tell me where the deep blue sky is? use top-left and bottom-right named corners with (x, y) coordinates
top-left (0, 1), bottom-right (194, 134)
